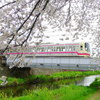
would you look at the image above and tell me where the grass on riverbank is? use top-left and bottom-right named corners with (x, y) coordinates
top-left (0, 71), bottom-right (100, 100)
top-left (87, 90), bottom-right (100, 100)
top-left (50, 71), bottom-right (100, 79)
top-left (1, 71), bottom-right (100, 86)
top-left (0, 77), bottom-right (25, 86)
top-left (0, 85), bottom-right (97, 100)
top-left (27, 71), bottom-right (100, 83)
top-left (90, 77), bottom-right (100, 88)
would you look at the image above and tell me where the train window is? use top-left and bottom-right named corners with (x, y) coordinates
top-left (36, 47), bottom-right (42, 52)
top-left (56, 47), bottom-right (58, 52)
top-left (76, 46), bottom-right (79, 51)
top-left (71, 46), bottom-right (73, 51)
top-left (51, 47), bottom-right (54, 52)
top-left (41, 48), bottom-right (44, 52)
top-left (62, 47), bottom-right (65, 51)
top-left (40, 48), bottom-right (42, 52)
top-left (43, 47), bottom-right (46, 52)
top-left (55, 47), bottom-right (58, 52)
top-left (67, 46), bottom-right (69, 51)
top-left (55, 47), bottom-right (57, 51)
top-left (37, 48), bottom-right (40, 52)
top-left (39, 48), bottom-right (42, 52)
top-left (75, 46), bottom-right (78, 51)
top-left (53, 47), bottom-right (56, 52)
top-left (74, 46), bottom-right (77, 51)
top-left (80, 45), bottom-right (83, 50)
top-left (56, 47), bottom-right (60, 52)
top-left (59, 47), bottom-right (62, 51)
top-left (46, 47), bottom-right (49, 52)
top-left (85, 43), bottom-right (90, 51)
top-left (73, 46), bottom-right (75, 51)
top-left (47, 47), bottom-right (50, 52)
top-left (60, 47), bottom-right (63, 51)
top-left (69, 46), bottom-right (71, 51)
top-left (60, 47), bottom-right (62, 51)
top-left (48, 47), bottom-right (53, 52)
top-left (44, 48), bottom-right (46, 52)
top-left (54, 46), bottom-right (64, 52)
top-left (36, 48), bottom-right (39, 52)
top-left (70, 46), bottom-right (73, 51)
top-left (46, 47), bottom-right (48, 52)
top-left (66, 46), bottom-right (68, 51)
top-left (51, 47), bottom-right (53, 52)
top-left (58, 47), bottom-right (61, 51)
top-left (56, 47), bottom-right (59, 51)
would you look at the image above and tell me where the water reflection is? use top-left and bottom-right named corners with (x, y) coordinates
top-left (77, 75), bottom-right (100, 86)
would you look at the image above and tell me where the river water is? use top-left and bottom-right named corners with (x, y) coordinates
top-left (77, 75), bottom-right (100, 86)
top-left (0, 75), bottom-right (100, 97)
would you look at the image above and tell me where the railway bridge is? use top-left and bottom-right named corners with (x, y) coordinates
top-left (0, 42), bottom-right (100, 71)
top-left (7, 56), bottom-right (100, 71)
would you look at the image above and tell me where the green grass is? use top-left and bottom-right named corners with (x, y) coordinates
top-left (90, 77), bottom-right (100, 87)
top-left (0, 71), bottom-right (100, 100)
top-left (0, 85), bottom-right (97, 100)
top-left (50, 71), bottom-right (100, 79)
top-left (0, 77), bottom-right (25, 86)
top-left (7, 77), bottom-right (25, 85)
top-left (1, 71), bottom-right (100, 86)
top-left (27, 71), bottom-right (100, 83)
top-left (0, 80), bottom-right (2, 84)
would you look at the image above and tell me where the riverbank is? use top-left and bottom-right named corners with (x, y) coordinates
top-left (0, 85), bottom-right (97, 100)
top-left (0, 71), bottom-right (100, 100)
top-left (90, 77), bottom-right (100, 88)
top-left (86, 78), bottom-right (100, 100)
top-left (88, 90), bottom-right (100, 100)
top-left (1, 71), bottom-right (100, 87)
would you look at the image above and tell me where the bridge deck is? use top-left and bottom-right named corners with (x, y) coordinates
top-left (7, 56), bottom-right (100, 71)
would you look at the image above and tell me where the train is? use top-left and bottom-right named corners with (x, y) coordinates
top-left (5, 42), bottom-right (100, 72)
top-left (33, 42), bottom-right (90, 57)
top-left (5, 42), bottom-right (90, 57)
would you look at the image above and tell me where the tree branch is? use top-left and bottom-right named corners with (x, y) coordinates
top-left (3, 35), bottom-right (15, 53)
top-left (16, 0), bottom-right (41, 33)
top-left (20, 0), bottom-right (50, 46)
top-left (0, 1), bottom-right (16, 9)
top-left (21, 13), bottom-right (41, 46)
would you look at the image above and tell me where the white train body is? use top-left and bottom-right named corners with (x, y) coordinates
top-left (6, 42), bottom-right (90, 57)
top-left (32, 42), bottom-right (90, 57)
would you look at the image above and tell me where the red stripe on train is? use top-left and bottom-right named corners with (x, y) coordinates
top-left (5, 51), bottom-right (90, 56)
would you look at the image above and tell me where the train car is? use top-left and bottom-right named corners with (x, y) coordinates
top-left (33, 42), bottom-right (90, 57)
top-left (5, 42), bottom-right (90, 57)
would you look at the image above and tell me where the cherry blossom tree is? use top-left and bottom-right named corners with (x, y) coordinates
top-left (0, 0), bottom-right (99, 67)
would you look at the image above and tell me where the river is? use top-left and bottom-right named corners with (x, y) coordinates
top-left (77, 75), bottom-right (100, 86)
top-left (0, 75), bottom-right (100, 97)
